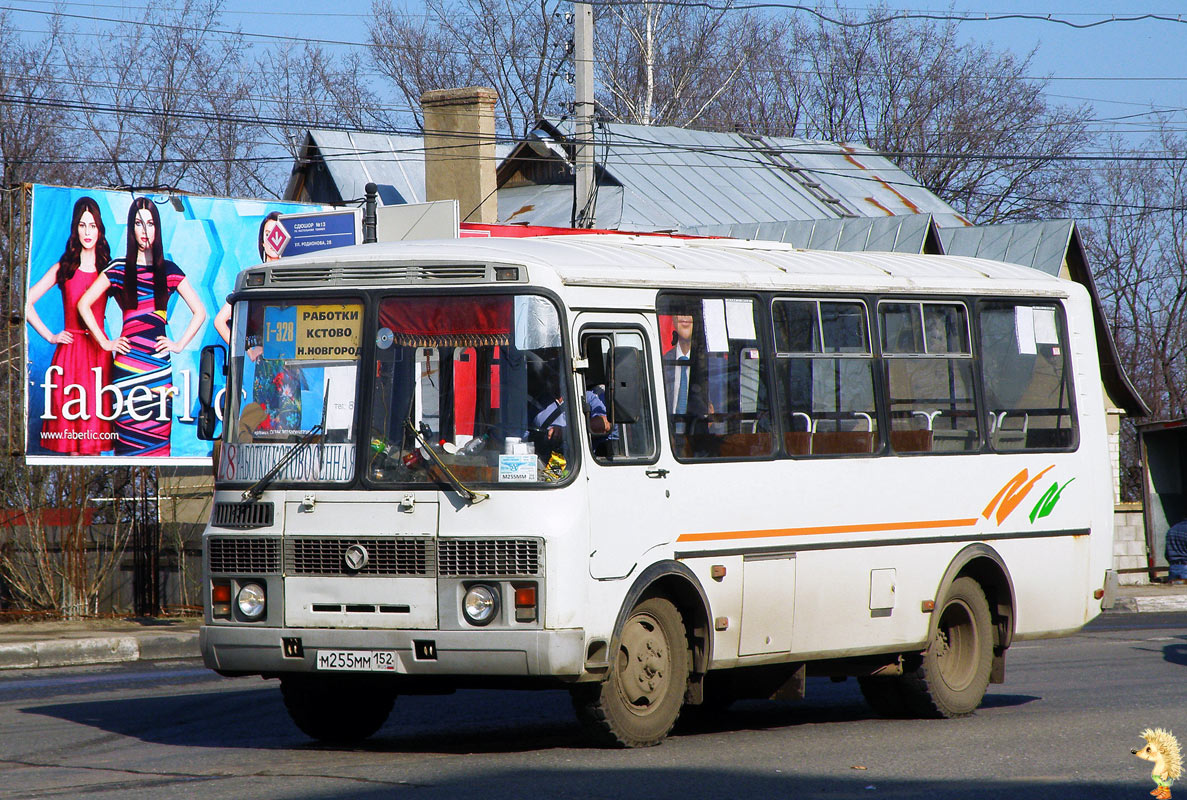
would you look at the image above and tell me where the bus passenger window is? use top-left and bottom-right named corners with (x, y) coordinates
top-left (580, 331), bottom-right (656, 462)
top-left (773, 299), bottom-right (876, 456)
top-left (657, 295), bottom-right (772, 460)
top-left (979, 302), bottom-right (1076, 451)
top-left (880, 301), bottom-right (979, 453)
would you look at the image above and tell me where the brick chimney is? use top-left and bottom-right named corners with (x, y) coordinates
top-left (420, 87), bottom-right (499, 224)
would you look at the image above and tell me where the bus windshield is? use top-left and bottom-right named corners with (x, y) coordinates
top-left (366, 293), bottom-right (572, 487)
top-left (219, 298), bottom-right (363, 484)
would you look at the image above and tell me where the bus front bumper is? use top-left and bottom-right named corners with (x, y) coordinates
top-left (200, 625), bottom-right (586, 678)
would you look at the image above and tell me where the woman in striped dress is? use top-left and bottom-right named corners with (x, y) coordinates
top-left (77, 197), bottom-right (207, 456)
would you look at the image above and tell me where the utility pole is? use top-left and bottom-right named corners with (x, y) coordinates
top-left (572, 1), bottom-right (595, 228)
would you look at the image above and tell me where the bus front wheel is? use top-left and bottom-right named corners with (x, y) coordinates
top-left (280, 675), bottom-right (395, 743)
top-left (901, 576), bottom-right (994, 718)
top-left (571, 597), bottom-right (690, 747)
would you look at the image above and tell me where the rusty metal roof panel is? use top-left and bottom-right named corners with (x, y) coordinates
top-left (760, 137), bottom-right (971, 227)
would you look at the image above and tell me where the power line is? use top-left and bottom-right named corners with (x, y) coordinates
top-left (10, 61), bottom-right (1187, 143)
top-left (7, 3), bottom-right (1186, 136)
top-left (14, 14), bottom-right (1187, 92)
top-left (9, 90), bottom-right (1187, 168)
top-left (587, 0), bottom-right (1187, 30)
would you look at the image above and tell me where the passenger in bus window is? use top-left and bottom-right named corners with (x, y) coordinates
top-left (531, 387), bottom-right (614, 458)
top-left (665, 314), bottom-right (695, 415)
top-left (663, 315), bottom-right (715, 420)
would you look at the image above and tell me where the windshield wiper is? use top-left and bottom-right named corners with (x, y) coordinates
top-left (241, 424), bottom-right (324, 502)
top-left (242, 384), bottom-right (332, 502)
top-left (404, 420), bottom-right (489, 505)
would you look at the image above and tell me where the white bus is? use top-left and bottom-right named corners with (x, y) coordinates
top-left (197, 234), bottom-right (1114, 747)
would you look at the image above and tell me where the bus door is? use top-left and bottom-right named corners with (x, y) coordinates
top-left (576, 316), bottom-right (674, 580)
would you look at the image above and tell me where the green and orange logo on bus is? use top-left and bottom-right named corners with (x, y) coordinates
top-left (982, 465), bottom-right (1075, 526)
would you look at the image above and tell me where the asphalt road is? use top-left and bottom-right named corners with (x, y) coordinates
top-left (1, 611), bottom-right (1185, 799)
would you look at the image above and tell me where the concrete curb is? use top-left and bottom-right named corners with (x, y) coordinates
top-left (1112, 594), bottom-right (1187, 614)
top-left (0, 632), bottom-right (200, 671)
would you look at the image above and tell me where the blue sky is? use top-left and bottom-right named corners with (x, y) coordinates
top-left (7, 0), bottom-right (1184, 145)
top-left (880, 1), bottom-right (1187, 144)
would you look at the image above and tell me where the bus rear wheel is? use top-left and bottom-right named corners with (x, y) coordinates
top-left (571, 597), bottom-right (690, 747)
top-left (280, 675), bottom-right (395, 743)
top-left (900, 576), bottom-right (994, 718)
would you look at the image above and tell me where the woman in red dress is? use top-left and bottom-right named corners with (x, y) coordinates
top-left (25, 196), bottom-right (113, 455)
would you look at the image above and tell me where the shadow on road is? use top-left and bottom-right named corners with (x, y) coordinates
top-left (280, 769), bottom-right (1137, 800)
top-left (1162, 638), bottom-right (1187, 667)
top-left (20, 675), bottom-right (1041, 757)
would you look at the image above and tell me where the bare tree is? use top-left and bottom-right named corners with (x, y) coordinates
top-left (369, 0), bottom-right (571, 136)
top-left (258, 42), bottom-right (392, 156)
top-left (781, 5), bottom-right (1095, 223)
top-left (595, 2), bottom-right (790, 130)
top-left (0, 464), bottom-right (133, 618)
top-left (596, 3), bottom-right (1095, 223)
top-left (0, 14), bottom-right (81, 189)
top-left (1083, 130), bottom-right (1187, 420)
top-left (1076, 126), bottom-right (1187, 501)
top-left (54, 0), bottom-right (276, 195)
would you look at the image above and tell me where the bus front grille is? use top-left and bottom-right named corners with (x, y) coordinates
top-left (284, 537), bottom-right (434, 576)
top-left (208, 537), bottom-right (281, 574)
top-left (437, 538), bottom-right (541, 577)
top-left (207, 536), bottom-right (541, 579)
top-left (211, 501), bottom-right (274, 529)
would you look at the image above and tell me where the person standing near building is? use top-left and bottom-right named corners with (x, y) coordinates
top-left (1166, 519), bottom-right (1187, 583)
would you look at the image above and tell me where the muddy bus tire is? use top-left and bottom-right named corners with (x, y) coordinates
top-left (900, 576), bottom-right (994, 718)
top-left (571, 597), bottom-right (690, 748)
top-left (281, 675), bottom-right (395, 743)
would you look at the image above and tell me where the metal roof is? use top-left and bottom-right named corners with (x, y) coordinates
top-left (939, 220), bottom-right (1076, 277)
top-left (684, 215), bottom-right (941, 254)
top-left (286, 123), bottom-right (969, 234)
top-left (762, 137), bottom-right (971, 226)
top-left (287, 129), bottom-right (514, 207)
top-left (493, 121), bottom-right (969, 230)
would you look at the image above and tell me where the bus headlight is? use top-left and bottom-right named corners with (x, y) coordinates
top-left (462, 584), bottom-right (500, 626)
top-left (237, 582), bottom-right (266, 619)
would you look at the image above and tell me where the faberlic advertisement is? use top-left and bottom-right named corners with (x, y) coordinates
top-left (24, 184), bottom-right (334, 464)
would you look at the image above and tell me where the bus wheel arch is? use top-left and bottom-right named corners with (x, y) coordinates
top-left (934, 543), bottom-right (1017, 678)
top-left (612, 560), bottom-right (713, 685)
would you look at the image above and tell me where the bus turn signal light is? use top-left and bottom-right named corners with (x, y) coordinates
top-left (514, 584), bottom-right (537, 623)
top-left (211, 581), bottom-right (232, 618)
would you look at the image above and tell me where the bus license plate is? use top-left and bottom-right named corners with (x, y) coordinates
top-left (315, 650), bottom-right (397, 672)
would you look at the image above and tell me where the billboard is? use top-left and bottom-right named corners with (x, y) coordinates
top-left (24, 184), bottom-right (335, 464)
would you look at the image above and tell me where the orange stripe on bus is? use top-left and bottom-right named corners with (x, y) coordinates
top-left (676, 517), bottom-right (980, 543)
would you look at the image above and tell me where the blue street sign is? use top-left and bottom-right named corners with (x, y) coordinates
top-left (278, 210), bottom-right (360, 256)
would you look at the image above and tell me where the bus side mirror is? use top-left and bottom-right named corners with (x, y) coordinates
top-left (197, 344), bottom-right (226, 441)
top-left (609, 345), bottom-right (642, 424)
